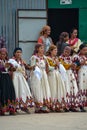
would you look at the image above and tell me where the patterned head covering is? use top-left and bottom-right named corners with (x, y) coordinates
top-left (0, 47), bottom-right (7, 53)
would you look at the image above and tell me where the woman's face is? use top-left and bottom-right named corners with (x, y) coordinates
top-left (38, 45), bottom-right (44, 54)
top-left (1, 51), bottom-right (7, 60)
top-left (63, 48), bottom-right (71, 56)
top-left (14, 50), bottom-right (22, 59)
top-left (51, 48), bottom-right (57, 56)
top-left (71, 29), bottom-right (78, 38)
top-left (80, 47), bottom-right (87, 55)
top-left (0, 51), bottom-right (1, 59)
top-left (46, 27), bottom-right (51, 36)
top-left (64, 36), bottom-right (69, 42)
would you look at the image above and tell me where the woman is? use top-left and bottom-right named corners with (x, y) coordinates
top-left (59, 46), bottom-right (79, 111)
top-left (72, 43), bottom-right (87, 111)
top-left (37, 25), bottom-right (53, 52)
top-left (73, 44), bottom-right (87, 91)
top-left (59, 46), bottom-right (78, 95)
top-left (68, 28), bottom-right (82, 54)
top-left (0, 48), bottom-right (16, 115)
top-left (46, 45), bottom-right (67, 111)
top-left (56, 32), bottom-right (69, 56)
top-left (30, 44), bottom-right (51, 112)
top-left (8, 47), bottom-right (35, 113)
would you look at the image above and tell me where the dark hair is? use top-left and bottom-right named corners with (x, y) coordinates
top-left (70, 28), bottom-right (77, 34)
top-left (33, 44), bottom-right (44, 55)
top-left (13, 47), bottom-right (22, 56)
top-left (77, 43), bottom-right (87, 53)
top-left (59, 32), bottom-right (69, 43)
top-left (79, 43), bottom-right (87, 50)
top-left (56, 32), bottom-right (69, 56)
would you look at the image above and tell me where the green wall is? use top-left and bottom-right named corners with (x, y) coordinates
top-left (79, 9), bottom-right (87, 41)
top-left (48, 0), bottom-right (87, 41)
top-left (48, 0), bottom-right (87, 8)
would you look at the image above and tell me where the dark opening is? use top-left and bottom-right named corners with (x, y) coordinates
top-left (48, 8), bottom-right (79, 44)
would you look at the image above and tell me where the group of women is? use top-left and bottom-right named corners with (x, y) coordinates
top-left (0, 25), bottom-right (87, 116)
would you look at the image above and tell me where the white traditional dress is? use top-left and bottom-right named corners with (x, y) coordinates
top-left (72, 54), bottom-right (87, 108)
top-left (8, 58), bottom-right (32, 103)
top-left (59, 63), bottom-right (70, 95)
top-left (46, 56), bottom-right (66, 103)
top-left (73, 54), bottom-right (87, 91)
top-left (59, 55), bottom-right (78, 96)
top-left (30, 55), bottom-right (51, 107)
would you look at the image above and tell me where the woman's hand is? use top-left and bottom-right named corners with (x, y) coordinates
top-left (80, 59), bottom-right (85, 65)
top-left (26, 64), bottom-right (35, 70)
top-left (71, 63), bottom-right (77, 70)
top-left (5, 63), bottom-right (10, 68)
top-left (55, 58), bottom-right (59, 66)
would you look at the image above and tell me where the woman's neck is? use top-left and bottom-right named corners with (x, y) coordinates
top-left (44, 34), bottom-right (48, 38)
top-left (50, 54), bottom-right (56, 60)
top-left (51, 54), bottom-right (55, 58)
top-left (2, 58), bottom-right (6, 61)
top-left (79, 53), bottom-right (84, 56)
top-left (37, 53), bottom-right (43, 57)
top-left (15, 57), bottom-right (21, 62)
top-left (63, 54), bottom-right (69, 57)
top-left (71, 36), bottom-right (76, 40)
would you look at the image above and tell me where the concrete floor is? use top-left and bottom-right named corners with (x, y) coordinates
top-left (0, 112), bottom-right (87, 130)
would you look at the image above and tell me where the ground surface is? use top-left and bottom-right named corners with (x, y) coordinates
top-left (0, 112), bottom-right (87, 130)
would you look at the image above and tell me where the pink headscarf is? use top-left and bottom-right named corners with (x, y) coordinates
top-left (0, 48), bottom-right (8, 60)
top-left (0, 47), bottom-right (7, 53)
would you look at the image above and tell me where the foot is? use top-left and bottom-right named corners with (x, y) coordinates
top-left (41, 106), bottom-right (50, 113)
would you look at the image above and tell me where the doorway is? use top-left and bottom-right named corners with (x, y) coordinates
top-left (48, 8), bottom-right (79, 43)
